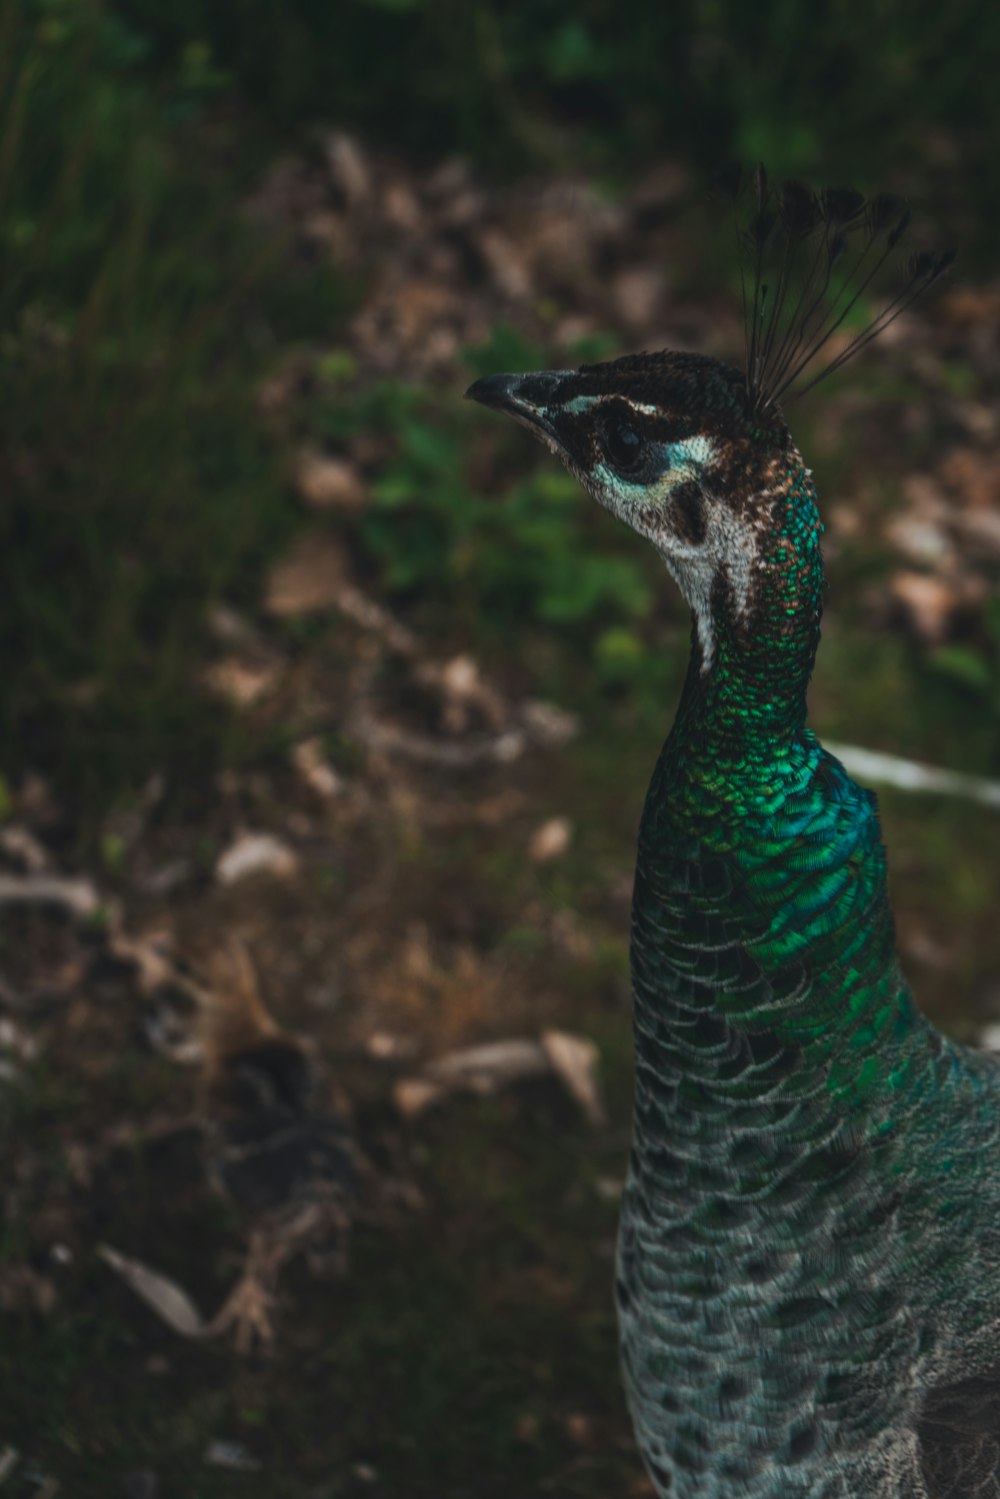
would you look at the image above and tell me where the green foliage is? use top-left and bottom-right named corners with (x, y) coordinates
top-left (927, 600), bottom-right (1000, 745)
top-left (106, 0), bottom-right (1000, 252)
top-left (0, 0), bottom-right (336, 801)
top-left (930, 644), bottom-right (994, 695)
top-left (311, 344), bottom-right (656, 651)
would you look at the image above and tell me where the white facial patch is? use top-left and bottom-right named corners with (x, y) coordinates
top-left (586, 434), bottom-right (763, 670)
top-left (658, 498), bottom-right (757, 670)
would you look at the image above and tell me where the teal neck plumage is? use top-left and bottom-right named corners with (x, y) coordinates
top-left (670, 461), bottom-right (822, 765)
top-left (642, 461), bottom-right (923, 1079)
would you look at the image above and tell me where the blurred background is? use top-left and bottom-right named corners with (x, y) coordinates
top-left (2, 1), bottom-right (1000, 1494)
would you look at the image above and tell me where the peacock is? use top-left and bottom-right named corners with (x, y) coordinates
top-left (466, 171), bottom-right (997, 1498)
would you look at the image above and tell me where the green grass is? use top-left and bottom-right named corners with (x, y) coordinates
top-left (0, 0), bottom-right (347, 809)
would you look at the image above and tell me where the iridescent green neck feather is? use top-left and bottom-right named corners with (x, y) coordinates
top-left (669, 459), bottom-right (823, 763)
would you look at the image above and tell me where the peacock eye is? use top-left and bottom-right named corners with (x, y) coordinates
top-left (601, 409), bottom-right (643, 474)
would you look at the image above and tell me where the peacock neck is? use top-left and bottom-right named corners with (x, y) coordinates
top-left (668, 461), bottom-right (824, 778)
top-left (633, 464), bottom-right (927, 1098)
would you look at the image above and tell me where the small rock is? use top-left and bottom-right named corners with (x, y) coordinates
top-left (215, 833), bottom-right (299, 886)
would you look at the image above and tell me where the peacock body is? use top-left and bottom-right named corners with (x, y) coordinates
top-left (468, 178), bottom-right (998, 1497)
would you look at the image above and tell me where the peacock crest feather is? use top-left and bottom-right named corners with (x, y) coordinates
top-left (718, 163), bottom-right (955, 415)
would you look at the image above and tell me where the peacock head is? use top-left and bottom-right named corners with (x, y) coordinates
top-left (467, 173), bottom-right (953, 673)
top-left (466, 350), bottom-right (804, 669)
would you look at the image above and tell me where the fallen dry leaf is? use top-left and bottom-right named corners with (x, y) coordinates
top-left (395, 1032), bottom-right (604, 1123)
top-left (888, 570), bottom-right (968, 644)
top-left (0, 1261), bottom-right (56, 1315)
top-left (541, 1029), bottom-right (605, 1126)
top-left (204, 1441), bottom-right (262, 1473)
top-left (426, 1037), bottom-right (550, 1088)
top-left (365, 1031), bottom-right (415, 1060)
top-left (393, 1077), bottom-right (445, 1117)
top-left (595, 1176), bottom-right (624, 1200)
top-left (321, 130), bottom-right (370, 206)
top-left (264, 532), bottom-right (349, 616)
top-left (529, 816), bottom-right (572, 863)
top-left (202, 658), bottom-right (280, 708)
top-left (215, 833), bottom-right (299, 886)
top-left (98, 1245), bottom-right (208, 1339)
top-left (294, 450), bottom-right (366, 511)
top-left (291, 739), bottom-right (345, 799)
top-left (564, 1412), bottom-right (594, 1447)
top-left (939, 446), bottom-right (1000, 510)
top-left (941, 284), bottom-right (1000, 327)
top-left (0, 1017), bottom-right (37, 1061)
top-left (106, 924), bottom-right (176, 995)
top-left (885, 513), bottom-right (954, 570)
top-left (951, 506), bottom-right (1000, 561)
top-left (0, 825), bottom-right (51, 873)
top-left (0, 872), bottom-right (100, 919)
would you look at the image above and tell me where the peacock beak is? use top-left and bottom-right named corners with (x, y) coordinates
top-left (464, 369), bottom-right (571, 452)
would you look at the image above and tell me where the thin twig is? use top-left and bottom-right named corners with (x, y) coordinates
top-left (826, 742), bottom-right (1000, 809)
